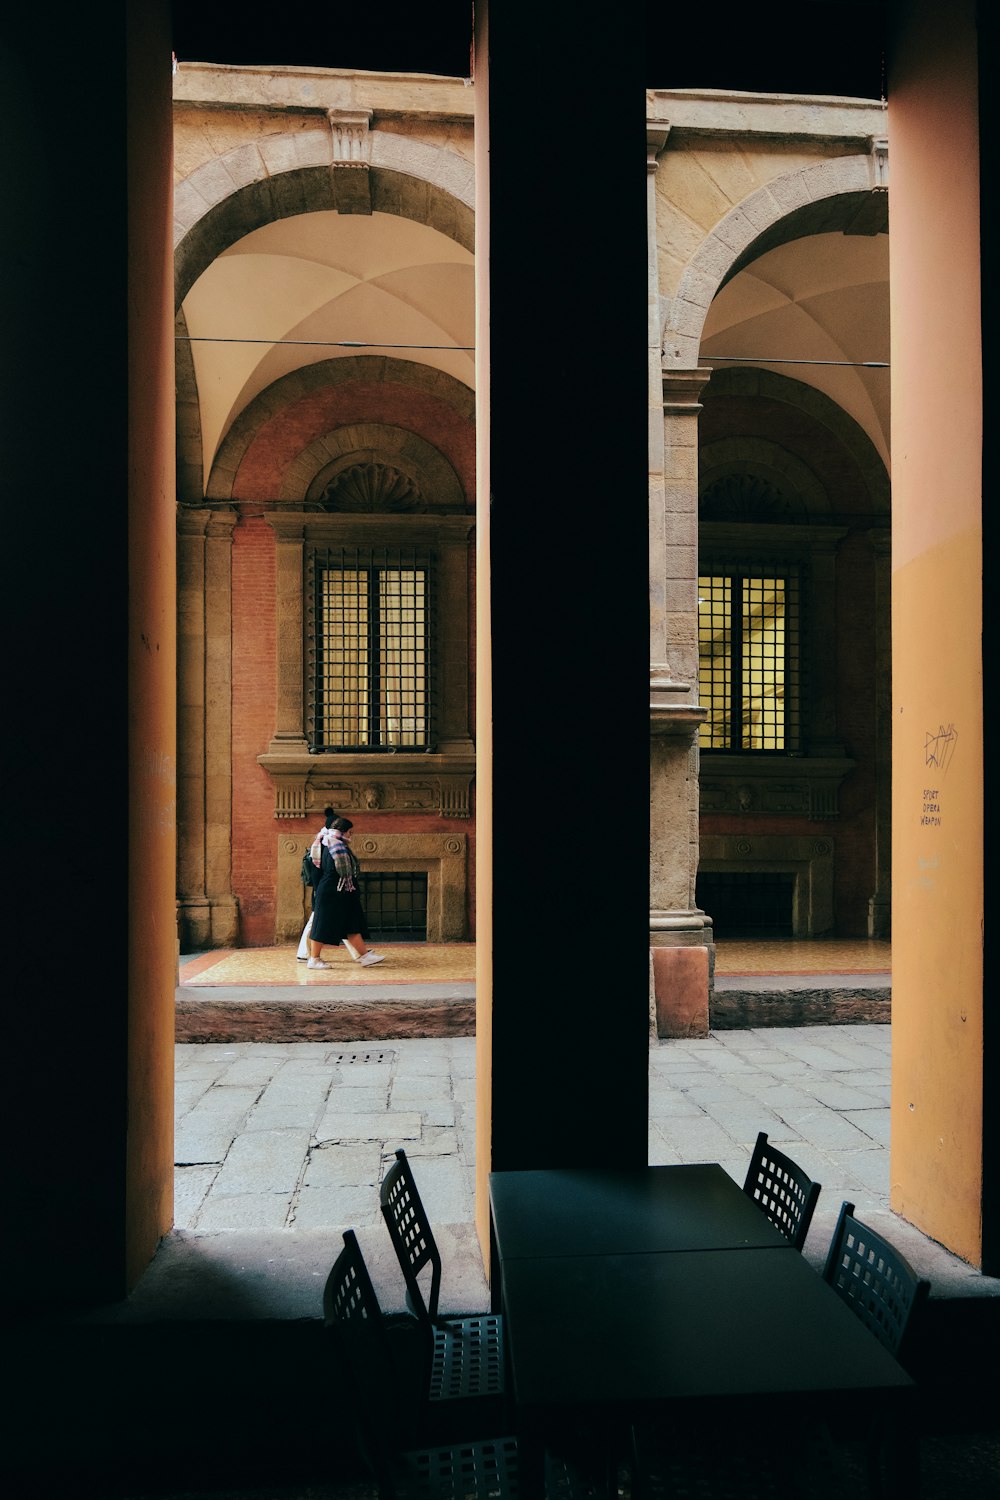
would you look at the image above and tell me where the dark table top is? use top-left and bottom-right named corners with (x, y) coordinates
top-left (489, 1163), bottom-right (790, 1259)
top-left (500, 1246), bottom-right (915, 1414)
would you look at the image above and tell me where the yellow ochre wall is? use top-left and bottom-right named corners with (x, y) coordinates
top-left (888, 0), bottom-right (984, 1264)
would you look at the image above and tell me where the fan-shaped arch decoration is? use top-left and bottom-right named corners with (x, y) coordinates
top-left (700, 473), bottom-right (802, 523)
top-left (319, 461), bottom-right (427, 513)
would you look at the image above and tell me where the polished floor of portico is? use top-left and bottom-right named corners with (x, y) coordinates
top-left (180, 938), bottom-right (891, 987)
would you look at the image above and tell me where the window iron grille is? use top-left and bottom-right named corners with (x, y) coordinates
top-left (308, 547), bottom-right (435, 751)
top-left (698, 565), bottom-right (802, 751)
top-left (358, 873), bottom-right (428, 941)
top-left (696, 872), bottom-right (795, 938)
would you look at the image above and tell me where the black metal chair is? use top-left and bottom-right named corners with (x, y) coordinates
top-left (822, 1202), bottom-right (930, 1498)
top-left (743, 1130), bottom-right (821, 1251)
top-left (380, 1148), bottom-right (505, 1419)
top-left (324, 1229), bottom-right (518, 1500)
top-left (325, 1231), bottom-right (599, 1500)
top-left (823, 1200), bottom-right (930, 1363)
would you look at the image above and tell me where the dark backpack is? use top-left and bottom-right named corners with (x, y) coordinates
top-left (301, 852), bottom-right (319, 886)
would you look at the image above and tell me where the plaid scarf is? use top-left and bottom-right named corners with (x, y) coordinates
top-left (324, 829), bottom-right (360, 891)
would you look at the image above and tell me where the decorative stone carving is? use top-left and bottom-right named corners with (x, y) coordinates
top-left (327, 108), bottom-right (372, 165)
top-left (272, 777), bottom-right (308, 820)
top-left (259, 752), bottom-right (475, 820)
top-left (700, 474), bottom-right (800, 523)
top-left (647, 119), bottom-right (670, 173)
top-left (320, 462), bottom-right (427, 514)
top-left (868, 135), bottom-right (889, 191)
top-left (699, 754), bottom-right (856, 820)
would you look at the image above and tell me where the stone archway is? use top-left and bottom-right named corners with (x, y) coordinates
top-left (174, 133), bottom-right (474, 307)
top-left (660, 151), bottom-right (885, 369)
top-left (174, 134), bottom-right (475, 504)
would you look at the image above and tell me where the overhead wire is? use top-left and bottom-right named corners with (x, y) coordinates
top-left (175, 336), bottom-right (887, 367)
top-left (175, 336), bottom-right (475, 350)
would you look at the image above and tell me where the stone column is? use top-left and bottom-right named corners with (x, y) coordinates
top-left (868, 528), bottom-right (892, 937)
top-left (176, 506), bottom-right (239, 949)
top-left (176, 506), bottom-right (208, 948)
top-left (650, 369), bottom-right (712, 955)
top-left (204, 512), bottom-right (239, 944)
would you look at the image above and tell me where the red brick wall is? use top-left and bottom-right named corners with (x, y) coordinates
top-left (234, 384), bottom-right (476, 502)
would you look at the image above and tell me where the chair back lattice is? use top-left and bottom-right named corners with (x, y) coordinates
top-left (324, 1230), bottom-right (429, 1475)
top-left (324, 1226), bottom-right (381, 1330)
top-left (743, 1131), bottom-right (821, 1251)
top-left (400, 1438), bottom-right (520, 1500)
top-left (823, 1200), bottom-right (931, 1361)
top-left (381, 1147), bottom-right (443, 1323)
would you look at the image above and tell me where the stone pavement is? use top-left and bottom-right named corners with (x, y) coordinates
top-left (164, 1023), bottom-right (998, 1308)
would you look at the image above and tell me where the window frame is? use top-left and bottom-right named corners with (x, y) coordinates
top-left (306, 544), bottom-right (437, 754)
top-left (697, 556), bottom-right (804, 755)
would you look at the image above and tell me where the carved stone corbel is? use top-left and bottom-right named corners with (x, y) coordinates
top-left (868, 135), bottom-right (889, 191)
top-left (328, 107), bottom-right (373, 214)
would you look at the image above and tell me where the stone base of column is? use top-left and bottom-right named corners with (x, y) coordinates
top-left (648, 909), bottom-right (715, 1038)
top-left (649, 908), bottom-right (714, 947)
top-left (653, 906), bottom-right (716, 1038)
top-left (650, 946), bottom-right (710, 1039)
top-left (176, 897), bottom-right (240, 952)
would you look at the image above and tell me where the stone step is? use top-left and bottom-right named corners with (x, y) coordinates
top-left (176, 985), bottom-right (477, 1042)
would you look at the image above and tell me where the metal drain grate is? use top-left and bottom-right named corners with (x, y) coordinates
top-left (330, 1049), bottom-right (396, 1065)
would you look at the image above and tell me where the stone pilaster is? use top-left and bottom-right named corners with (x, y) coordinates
top-left (176, 505), bottom-right (239, 949)
top-left (649, 367), bottom-right (713, 954)
top-left (264, 513), bottom-right (309, 754)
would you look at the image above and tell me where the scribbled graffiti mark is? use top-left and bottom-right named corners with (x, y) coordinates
top-left (925, 723), bottom-right (957, 772)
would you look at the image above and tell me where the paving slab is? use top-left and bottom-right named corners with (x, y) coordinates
top-left (174, 1129), bottom-right (241, 1165)
top-left (293, 1184), bottom-right (383, 1229)
top-left (210, 1129), bottom-right (314, 1196)
top-left (314, 1109), bottom-right (421, 1144)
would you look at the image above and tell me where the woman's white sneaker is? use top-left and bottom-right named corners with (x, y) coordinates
top-left (359, 952), bottom-right (385, 966)
top-left (307, 958), bottom-right (331, 969)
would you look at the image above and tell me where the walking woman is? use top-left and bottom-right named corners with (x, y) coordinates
top-left (296, 805), bottom-right (337, 960)
top-left (307, 817), bottom-right (386, 969)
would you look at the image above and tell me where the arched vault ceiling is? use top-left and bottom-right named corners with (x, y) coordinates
top-left (182, 210), bottom-right (475, 489)
top-left (701, 232), bottom-right (889, 466)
